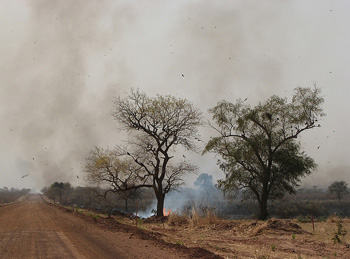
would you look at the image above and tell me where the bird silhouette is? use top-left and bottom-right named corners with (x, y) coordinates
top-left (265, 113), bottom-right (272, 120)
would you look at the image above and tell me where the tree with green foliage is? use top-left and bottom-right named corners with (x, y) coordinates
top-left (85, 147), bottom-right (141, 212)
top-left (328, 181), bottom-right (349, 201)
top-left (204, 86), bottom-right (324, 220)
top-left (42, 182), bottom-right (71, 204)
top-left (86, 89), bottom-right (202, 217)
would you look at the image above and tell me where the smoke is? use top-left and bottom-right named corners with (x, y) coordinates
top-left (0, 1), bottom-right (130, 190)
top-left (1, 0), bottom-right (350, 192)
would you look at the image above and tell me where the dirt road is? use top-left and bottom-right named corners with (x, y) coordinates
top-left (0, 195), bottom-right (215, 259)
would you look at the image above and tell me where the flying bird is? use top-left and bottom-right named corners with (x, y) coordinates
top-left (21, 174), bottom-right (30, 178)
top-left (265, 113), bottom-right (272, 120)
top-left (182, 74), bottom-right (185, 77)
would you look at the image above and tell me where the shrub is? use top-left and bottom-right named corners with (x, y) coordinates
top-left (332, 219), bottom-right (347, 244)
top-left (189, 208), bottom-right (221, 228)
top-left (167, 212), bottom-right (188, 226)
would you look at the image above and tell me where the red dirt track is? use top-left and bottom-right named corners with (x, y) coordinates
top-left (0, 195), bottom-right (219, 259)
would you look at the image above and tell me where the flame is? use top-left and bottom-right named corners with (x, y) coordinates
top-left (163, 208), bottom-right (171, 216)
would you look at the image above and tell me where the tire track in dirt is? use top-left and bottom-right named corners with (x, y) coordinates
top-left (0, 194), bottom-right (209, 259)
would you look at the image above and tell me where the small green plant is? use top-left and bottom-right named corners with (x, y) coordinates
top-left (214, 245), bottom-right (221, 251)
top-left (271, 244), bottom-right (276, 252)
top-left (86, 212), bottom-right (99, 220)
top-left (137, 218), bottom-right (144, 229)
top-left (332, 220), bottom-right (347, 244)
top-left (200, 234), bottom-right (206, 239)
top-left (175, 240), bottom-right (184, 246)
top-left (292, 234), bottom-right (296, 241)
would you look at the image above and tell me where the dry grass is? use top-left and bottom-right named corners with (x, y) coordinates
top-left (188, 208), bottom-right (222, 228)
top-left (301, 216), bottom-right (350, 244)
top-left (167, 208), bottom-right (222, 229)
top-left (145, 214), bottom-right (350, 258)
top-left (167, 212), bottom-right (188, 226)
top-left (57, 203), bottom-right (350, 258)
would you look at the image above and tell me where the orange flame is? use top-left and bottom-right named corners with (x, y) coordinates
top-left (163, 208), bottom-right (171, 216)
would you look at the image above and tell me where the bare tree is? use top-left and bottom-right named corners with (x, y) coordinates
top-left (86, 89), bottom-right (202, 217)
top-left (84, 147), bottom-right (146, 210)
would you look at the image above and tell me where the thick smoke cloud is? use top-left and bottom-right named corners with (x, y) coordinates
top-left (0, 0), bottom-right (127, 189)
top-left (0, 1), bottom-right (350, 192)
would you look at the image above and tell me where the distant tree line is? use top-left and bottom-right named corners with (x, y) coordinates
top-left (41, 182), bottom-right (154, 213)
top-left (41, 177), bottom-right (350, 219)
top-left (0, 187), bottom-right (31, 204)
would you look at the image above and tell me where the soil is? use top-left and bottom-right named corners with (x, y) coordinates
top-left (3, 195), bottom-right (350, 258)
top-left (139, 216), bottom-right (350, 259)
top-left (0, 195), bottom-right (219, 259)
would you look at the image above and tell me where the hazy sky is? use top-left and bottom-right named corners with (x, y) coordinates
top-left (1, 0), bottom-right (349, 192)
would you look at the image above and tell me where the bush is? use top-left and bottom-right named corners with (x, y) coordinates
top-left (332, 219), bottom-right (347, 244)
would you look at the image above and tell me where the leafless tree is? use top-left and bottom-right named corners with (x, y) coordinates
top-left (86, 89), bottom-right (202, 217)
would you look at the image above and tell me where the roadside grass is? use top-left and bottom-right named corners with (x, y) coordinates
top-left (300, 216), bottom-right (350, 244)
top-left (47, 200), bottom-right (350, 258)
top-left (188, 208), bottom-right (221, 228)
top-left (167, 208), bottom-right (222, 229)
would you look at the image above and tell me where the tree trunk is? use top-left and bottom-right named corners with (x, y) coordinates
top-left (259, 194), bottom-right (268, 220)
top-left (156, 193), bottom-right (165, 217)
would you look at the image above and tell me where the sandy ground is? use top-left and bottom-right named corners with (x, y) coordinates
top-left (0, 195), bottom-right (218, 259)
top-left (4, 195), bottom-right (350, 259)
top-left (140, 216), bottom-right (350, 259)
